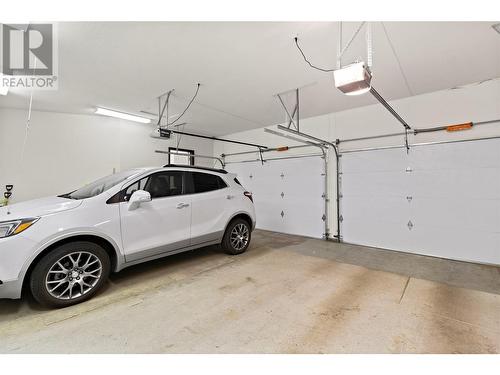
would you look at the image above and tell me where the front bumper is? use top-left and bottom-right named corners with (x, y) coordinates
top-left (0, 234), bottom-right (39, 300)
top-left (0, 278), bottom-right (23, 299)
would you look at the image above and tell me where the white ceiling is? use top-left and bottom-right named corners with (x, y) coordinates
top-left (1, 22), bottom-right (499, 136)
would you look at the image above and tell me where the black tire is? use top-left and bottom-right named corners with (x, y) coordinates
top-left (30, 241), bottom-right (110, 308)
top-left (221, 218), bottom-right (252, 255)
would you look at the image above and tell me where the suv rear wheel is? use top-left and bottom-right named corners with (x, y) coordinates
top-left (30, 241), bottom-right (110, 308)
top-left (221, 218), bottom-right (251, 255)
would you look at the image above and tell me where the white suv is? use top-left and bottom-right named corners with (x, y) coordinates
top-left (0, 165), bottom-right (255, 307)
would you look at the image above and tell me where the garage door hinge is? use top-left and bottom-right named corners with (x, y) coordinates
top-left (281, 192), bottom-right (284, 198)
top-left (405, 167), bottom-right (413, 173)
top-left (407, 220), bottom-right (414, 230)
top-left (322, 214), bottom-right (326, 221)
top-left (406, 196), bottom-right (412, 202)
top-left (280, 210), bottom-right (285, 218)
top-left (339, 215), bottom-right (344, 222)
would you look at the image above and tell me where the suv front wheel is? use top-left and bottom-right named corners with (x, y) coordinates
top-left (221, 218), bottom-right (251, 255)
top-left (30, 241), bottom-right (110, 308)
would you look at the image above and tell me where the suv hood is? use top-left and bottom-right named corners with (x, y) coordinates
top-left (0, 196), bottom-right (83, 221)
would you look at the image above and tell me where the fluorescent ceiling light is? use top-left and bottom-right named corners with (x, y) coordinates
top-left (492, 23), bottom-right (500, 35)
top-left (0, 86), bottom-right (8, 96)
top-left (95, 107), bottom-right (151, 124)
top-left (333, 61), bottom-right (372, 96)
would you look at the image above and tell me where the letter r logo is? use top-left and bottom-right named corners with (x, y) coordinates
top-left (2, 24), bottom-right (53, 76)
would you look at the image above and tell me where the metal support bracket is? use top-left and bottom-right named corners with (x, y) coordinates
top-left (258, 147), bottom-right (265, 165)
top-left (155, 150), bottom-right (226, 169)
top-left (404, 128), bottom-right (410, 153)
top-left (276, 88), bottom-right (301, 131)
top-left (157, 89), bottom-right (175, 127)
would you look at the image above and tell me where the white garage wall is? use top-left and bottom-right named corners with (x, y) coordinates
top-left (214, 78), bottom-right (500, 238)
top-left (0, 108), bottom-right (214, 203)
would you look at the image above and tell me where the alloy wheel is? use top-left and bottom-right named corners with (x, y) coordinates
top-left (230, 223), bottom-right (249, 251)
top-left (45, 251), bottom-right (103, 300)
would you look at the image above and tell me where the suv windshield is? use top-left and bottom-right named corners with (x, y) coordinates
top-left (61, 170), bottom-right (143, 200)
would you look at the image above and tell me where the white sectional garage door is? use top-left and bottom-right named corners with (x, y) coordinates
top-left (341, 138), bottom-right (500, 265)
top-left (226, 156), bottom-right (325, 239)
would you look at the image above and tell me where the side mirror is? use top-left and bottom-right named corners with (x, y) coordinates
top-left (128, 190), bottom-right (151, 211)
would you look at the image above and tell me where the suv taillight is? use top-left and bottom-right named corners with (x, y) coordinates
top-left (244, 191), bottom-right (253, 202)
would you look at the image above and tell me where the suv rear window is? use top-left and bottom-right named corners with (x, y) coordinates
top-left (191, 172), bottom-right (227, 193)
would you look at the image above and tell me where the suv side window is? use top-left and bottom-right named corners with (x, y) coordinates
top-left (109, 171), bottom-right (185, 203)
top-left (191, 172), bottom-right (227, 194)
top-left (123, 177), bottom-right (149, 201)
top-left (144, 171), bottom-right (185, 199)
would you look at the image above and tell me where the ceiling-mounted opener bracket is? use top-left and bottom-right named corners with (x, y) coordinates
top-left (275, 87), bottom-right (304, 132)
top-left (156, 83), bottom-right (201, 130)
top-left (157, 89), bottom-right (175, 129)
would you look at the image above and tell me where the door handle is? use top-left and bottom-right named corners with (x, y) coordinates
top-left (176, 203), bottom-right (189, 209)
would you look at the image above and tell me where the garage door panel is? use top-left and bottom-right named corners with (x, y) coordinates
top-left (341, 138), bottom-right (500, 265)
top-left (283, 203), bottom-right (324, 238)
top-left (342, 216), bottom-right (411, 250)
top-left (342, 196), bottom-right (409, 222)
top-left (412, 139), bottom-right (500, 170)
top-left (254, 200), bottom-right (285, 233)
top-left (226, 157), bottom-right (325, 238)
top-left (409, 225), bottom-right (500, 265)
top-left (412, 197), bottom-right (500, 233)
top-left (342, 148), bottom-right (410, 172)
top-left (342, 194), bottom-right (411, 250)
top-left (412, 169), bottom-right (500, 199)
top-left (342, 171), bottom-right (410, 198)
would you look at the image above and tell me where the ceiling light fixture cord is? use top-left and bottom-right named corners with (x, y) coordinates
top-left (294, 37), bottom-right (335, 72)
top-left (169, 83), bottom-right (201, 127)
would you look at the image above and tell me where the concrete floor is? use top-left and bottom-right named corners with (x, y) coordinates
top-left (0, 230), bottom-right (499, 353)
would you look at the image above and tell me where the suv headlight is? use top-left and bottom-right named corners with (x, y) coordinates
top-left (0, 218), bottom-right (40, 238)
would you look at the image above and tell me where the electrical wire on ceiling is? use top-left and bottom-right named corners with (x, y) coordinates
top-left (294, 37), bottom-right (335, 72)
top-left (295, 22), bottom-right (369, 73)
top-left (152, 87), bottom-right (266, 130)
top-left (168, 83), bottom-right (201, 127)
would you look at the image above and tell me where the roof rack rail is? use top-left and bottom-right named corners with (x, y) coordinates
top-left (162, 164), bottom-right (228, 174)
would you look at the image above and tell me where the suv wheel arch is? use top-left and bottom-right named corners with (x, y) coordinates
top-left (21, 234), bottom-right (122, 294)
